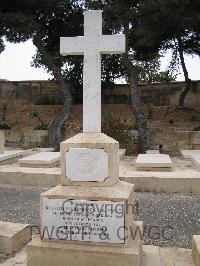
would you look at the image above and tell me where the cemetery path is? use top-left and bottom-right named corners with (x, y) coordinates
top-left (0, 185), bottom-right (199, 249)
top-left (135, 192), bottom-right (200, 249)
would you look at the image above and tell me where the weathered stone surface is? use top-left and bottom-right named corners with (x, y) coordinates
top-left (192, 235), bottom-right (200, 266)
top-left (2, 244), bottom-right (195, 266)
top-left (190, 155), bottom-right (200, 170)
top-left (0, 222), bottom-right (31, 254)
top-left (192, 132), bottom-right (200, 145)
top-left (19, 152), bottom-right (60, 168)
top-left (0, 131), bottom-right (4, 154)
top-left (65, 148), bottom-right (108, 182)
top-left (27, 236), bottom-right (142, 266)
top-left (180, 150), bottom-right (200, 159)
top-left (146, 150), bottom-right (160, 154)
top-left (0, 150), bottom-right (28, 162)
top-left (40, 182), bottom-right (136, 247)
top-left (119, 149), bottom-right (126, 159)
top-left (60, 133), bottom-right (119, 186)
top-left (135, 154), bottom-right (172, 170)
top-left (0, 164), bottom-right (60, 186)
top-left (42, 198), bottom-right (125, 244)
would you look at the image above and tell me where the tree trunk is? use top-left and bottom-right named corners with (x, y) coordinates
top-left (122, 23), bottom-right (151, 152)
top-left (123, 54), bottom-right (151, 152)
top-left (177, 36), bottom-right (192, 107)
top-left (33, 33), bottom-right (72, 150)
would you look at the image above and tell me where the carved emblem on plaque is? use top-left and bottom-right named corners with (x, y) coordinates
top-left (77, 153), bottom-right (97, 174)
top-left (65, 148), bottom-right (108, 182)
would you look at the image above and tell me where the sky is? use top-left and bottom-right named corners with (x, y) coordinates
top-left (0, 39), bottom-right (199, 82)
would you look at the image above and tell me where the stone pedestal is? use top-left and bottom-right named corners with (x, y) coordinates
top-left (0, 131), bottom-right (4, 154)
top-left (28, 236), bottom-right (142, 266)
top-left (27, 133), bottom-right (143, 266)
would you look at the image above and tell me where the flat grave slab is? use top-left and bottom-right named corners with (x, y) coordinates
top-left (19, 152), bottom-right (60, 168)
top-left (135, 154), bottom-right (172, 171)
top-left (190, 155), bottom-right (200, 170)
top-left (0, 221), bottom-right (31, 254)
top-left (31, 148), bottom-right (55, 152)
top-left (0, 150), bottom-right (27, 163)
top-left (180, 150), bottom-right (200, 159)
top-left (146, 150), bottom-right (160, 154)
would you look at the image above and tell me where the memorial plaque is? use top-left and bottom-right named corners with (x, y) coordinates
top-left (65, 148), bottom-right (108, 182)
top-left (42, 198), bottom-right (125, 244)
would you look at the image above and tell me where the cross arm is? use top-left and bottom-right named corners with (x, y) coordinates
top-left (100, 34), bottom-right (125, 54)
top-left (60, 36), bottom-right (84, 56)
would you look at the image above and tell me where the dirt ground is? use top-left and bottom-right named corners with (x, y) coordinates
top-left (1, 104), bottom-right (200, 131)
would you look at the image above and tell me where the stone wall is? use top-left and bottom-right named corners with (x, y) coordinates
top-left (3, 128), bottom-right (200, 151)
top-left (4, 129), bottom-right (49, 149)
top-left (150, 130), bottom-right (200, 151)
top-left (0, 80), bottom-right (199, 107)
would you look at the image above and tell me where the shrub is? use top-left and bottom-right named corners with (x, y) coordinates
top-left (133, 122), bottom-right (139, 130)
top-left (193, 126), bottom-right (200, 131)
top-left (35, 94), bottom-right (63, 105)
top-left (29, 110), bottom-right (39, 118)
top-left (191, 114), bottom-right (200, 121)
top-left (102, 112), bottom-right (139, 154)
top-left (34, 122), bottom-right (48, 130)
top-left (147, 107), bottom-right (153, 119)
top-left (0, 121), bottom-right (11, 130)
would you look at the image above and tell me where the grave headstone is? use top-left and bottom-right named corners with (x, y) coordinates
top-left (27, 10), bottom-right (143, 266)
top-left (0, 131), bottom-right (4, 154)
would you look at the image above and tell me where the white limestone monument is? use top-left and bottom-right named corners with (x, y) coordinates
top-left (27, 10), bottom-right (143, 266)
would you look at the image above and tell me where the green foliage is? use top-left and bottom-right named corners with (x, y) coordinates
top-left (35, 94), bottom-right (63, 105)
top-left (0, 121), bottom-right (11, 130)
top-left (134, 58), bottom-right (176, 84)
top-left (191, 114), bottom-right (200, 121)
top-left (102, 112), bottom-right (139, 154)
top-left (29, 110), bottom-right (39, 118)
top-left (29, 110), bottom-right (48, 130)
top-left (147, 107), bottom-right (153, 120)
top-left (193, 126), bottom-right (200, 131)
top-left (133, 122), bottom-right (139, 130)
top-left (34, 122), bottom-right (48, 130)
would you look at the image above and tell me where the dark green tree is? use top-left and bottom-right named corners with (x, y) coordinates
top-left (0, 0), bottom-right (83, 150)
top-left (135, 0), bottom-right (200, 106)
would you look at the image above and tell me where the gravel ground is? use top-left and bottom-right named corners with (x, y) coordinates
top-left (0, 185), bottom-right (200, 251)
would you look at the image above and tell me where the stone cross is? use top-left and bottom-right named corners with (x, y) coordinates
top-left (60, 10), bottom-right (125, 133)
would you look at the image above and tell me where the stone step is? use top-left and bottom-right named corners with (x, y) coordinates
top-left (142, 245), bottom-right (195, 266)
top-left (0, 222), bottom-right (31, 255)
top-left (2, 244), bottom-right (195, 266)
top-left (192, 235), bottom-right (200, 266)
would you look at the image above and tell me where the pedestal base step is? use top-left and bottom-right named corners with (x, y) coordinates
top-left (27, 236), bottom-right (142, 266)
top-left (192, 235), bottom-right (200, 266)
top-left (0, 222), bottom-right (31, 255)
